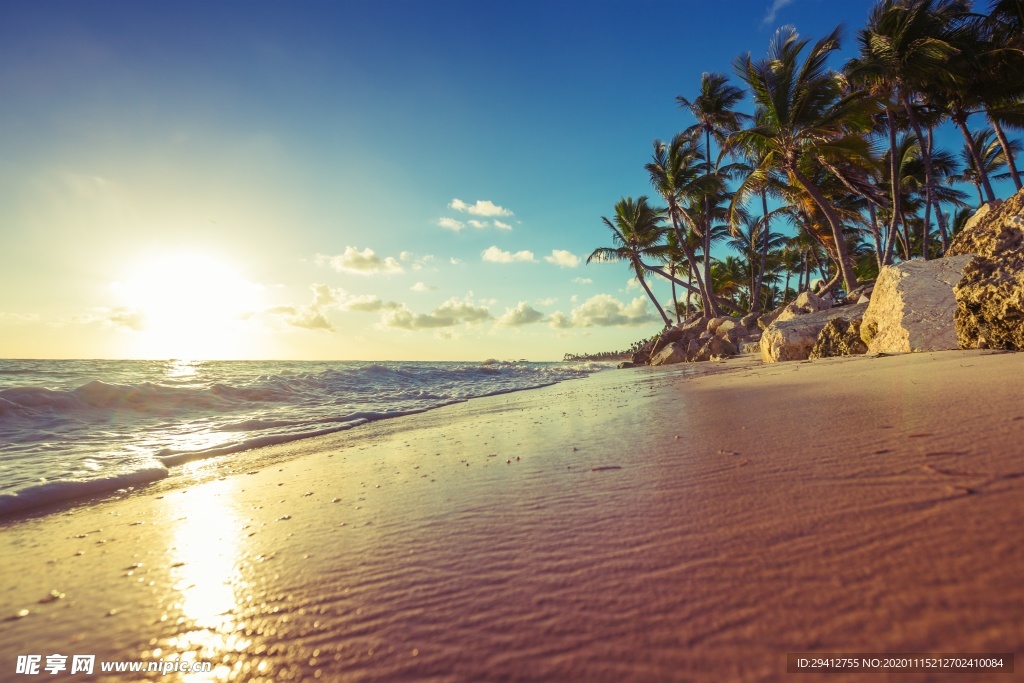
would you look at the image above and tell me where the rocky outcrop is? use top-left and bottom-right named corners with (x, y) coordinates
top-left (860, 256), bottom-right (975, 353)
top-left (946, 189), bottom-right (1024, 350)
top-left (761, 304), bottom-right (867, 363)
top-left (808, 319), bottom-right (868, 360)
top-left (650, 342), bottom-right (689, 366)
top-left (692, 335), bottom-right (736, 362)
top-left (955, 251), bottom-right (1024, 349)
top-left (775, 290), bottom-right (832, 323)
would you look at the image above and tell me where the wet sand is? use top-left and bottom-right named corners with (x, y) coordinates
top-left (1, 350), bottom-right (1022, 682)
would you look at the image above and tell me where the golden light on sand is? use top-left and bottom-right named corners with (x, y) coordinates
top-left (112, 251), bottom-right (263, 360)
top-left (168, 478), bottom-right (247, 681)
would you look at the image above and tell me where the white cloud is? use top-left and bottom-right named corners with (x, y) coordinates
top-left (450, 257), bottom-right (462, 265)
top-left (316, 247), bottom-right (403, 275)
top-left (496, 302), bottom-right (546, 327)
top-left (573, 277), bottom-right (593, 285)
top-left (544, 249), bottom-right (581, 268)
top-left (380, 295), bottom-right (493, 330)
top-left (267, 284), bottom-right (400, 331)
top-left (468, 219), bottom-right (489, 229)
top-left (411, 282), bottom-right (436, 292)
top-left (551, 294), bottom-right (660, 328)
top-left (493, 220), bottom-right (513, 230)
top-left (482, 246), bottom-right (536, 263)
top-left (626, 278), bottom-right (641, 290)
top-left (399, 251), bottom-right (413, 261)
top-left (762, 0), bottom-right (796, 25)
top-left (438, 217), bottom-right (465, 232)
top-left (536, 297), bottom-right (557, 306)
top-left (449, 198), bottom-right (513, 217)
top-left (0, 312), bottom-right (41, 324)
top-left (71, 307), bottom-right (145, 330)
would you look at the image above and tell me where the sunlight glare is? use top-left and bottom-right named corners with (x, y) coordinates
top-left (112, 251), bottom-right (263, 359)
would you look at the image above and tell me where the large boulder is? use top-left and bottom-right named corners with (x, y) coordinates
top-left (809, 319), bottom-right (868, 360)
top-left (631, 337), bottom-right (658, 365)
top-left (860, 256), bottom-right (975, 353)
top-left (650, 326), bottom-right (684, 357)
top-left (761, 304), bottom-right (867, 363)
top-left (650, 342), bottom-right (688, 366)
top-left (946, 190), bottom-right (1024, 350)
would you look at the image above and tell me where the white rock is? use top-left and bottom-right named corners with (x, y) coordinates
top-left (860, 256), bottom-right (976, 353)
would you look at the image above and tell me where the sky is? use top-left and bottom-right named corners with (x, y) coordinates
top-left (1, 0), bottom-right (888, 361)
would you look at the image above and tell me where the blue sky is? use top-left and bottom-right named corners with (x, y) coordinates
top-left (0, 0), bottom-right (913, 360)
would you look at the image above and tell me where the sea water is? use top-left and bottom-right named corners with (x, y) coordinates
top-left (0, 359), bottom-right (601, 516)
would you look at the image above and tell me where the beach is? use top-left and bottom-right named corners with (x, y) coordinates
top-left (1, 350), bottom-right (1022, 682)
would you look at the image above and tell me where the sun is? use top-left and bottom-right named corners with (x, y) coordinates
top-left (112, 251), bottom-right (264, 359)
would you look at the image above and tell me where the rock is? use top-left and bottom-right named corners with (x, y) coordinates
top-left (692, 335), bottom-right (737, 362)
top-left (681, 316), bottom-right (711, 335)
top-left (631, 337), bottom-right (658, 365)
top-left (944, 189), bottom-right (1024, 350)
top-left (698, 331), bottom-right (713, 342)
top-left (757, 304), bottom-right (787, 330)
top-left (946, 197), bottom-right (1020, 257)
top-left (809, 319), bottom-right (868, 359)
top-left (684, 338), bottom-right (701, 360)
top-left (761, 304), bottom-right (867, 363)
top-left (650, 326), bottom-right (684, 357)
top-left (706, 316), bottom-right (733, 334)
top-left (846, 283), bottom-right (874, 305)
top-left (740, 312), bottom-right (759, 330)
top-left (650, 342), bottom-right (688, 366)
top-left (775, 290), bottom-right (832, 323)
top-left (740, 341), bottom-right (762, 355)
top-left (617, 361), bottom-right (635, 369)
top-left (954, 243), bottom-right (1024, 350)
top-left (860, 256), bottom-right (975, 353)
top-left (715, 319), bottom-right (740, 336)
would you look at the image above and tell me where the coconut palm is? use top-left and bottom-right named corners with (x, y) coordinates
top-left (733, 26), bottom-right (878, 293)
top-left (645, 133), bottom-right (719, 315)
top-left (587, 197), bottom-right (674, 327)
top-left (725, 214), bottom-right (787, 311)
top-left (677, 73), bottom-right (749, 315)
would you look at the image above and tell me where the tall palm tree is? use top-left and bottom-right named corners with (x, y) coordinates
top-left (950, 128), bottom-right (1016, 205)
top-left (587, 197), bottom-right (674, 327)
top-left (734, 26), bottom-right (878, 293)
top-left (847, 0), bottom-right (967, 261)
top-left (645, 134), bottom-right (718, 315)
top-left (677, 73), bottom-right (749, 315)
top-left (725, 214), bottom-right (786, 312)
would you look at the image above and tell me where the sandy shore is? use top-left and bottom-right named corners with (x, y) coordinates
top-left (1, 350), bottom-right (1022, 682)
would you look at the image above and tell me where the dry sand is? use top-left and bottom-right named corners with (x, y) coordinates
top-left (1, 350), bottom-right (1022, 682)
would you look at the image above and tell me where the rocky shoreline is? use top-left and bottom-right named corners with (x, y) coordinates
top-left (625, 189), bottom-right (1024, 369)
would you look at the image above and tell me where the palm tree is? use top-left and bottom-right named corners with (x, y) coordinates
top-left (733, 26), bottom-right (878, 293)
top-left (725, 214), bottom-right (786, 311)
top-left (587, 197), bottom-right (673, 327)
top-left (950, 128), bottom-right (1016, 206)
top-left (677, 73), bottom-right (749, 315)
top-left (847, 0), bottom-right (967, 261)
top-left (645, 134), bottom-right (718, 315)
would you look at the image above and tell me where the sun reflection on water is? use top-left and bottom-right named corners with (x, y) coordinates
top-left (161, 478), bottom-right (250, 681)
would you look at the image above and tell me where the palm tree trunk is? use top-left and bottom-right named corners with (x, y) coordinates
top-left (868, 203), bottom-right (883, 269)
top-left (988, 110), bottom-right (1022, 191)
top-left (784, 271), bottom-right (792, 301)
top-left (954, 113), bottom-right (996, 202)
top-left (634, 263), bottom-right (672, 327)
top-left (903, 101), bottom-right (934, 260)
top-left (750, 191), bottom-right (771, 313)
top-left (789, 167), bottom-right (859, 293)
top-left (669, 211), bottom-right (714, 317)
top-left (936, 206), bottom-right (949, 254)
top-left (801, 249), bottom-right (810, 292)
top-left (702, 128), bottom-right (722, 317)
top-left (685, 271), bottom-right (693, 316)
top-left (669, 263), bottom-right (680, 324)
top-left (886, 109), bottom-right (904, 266)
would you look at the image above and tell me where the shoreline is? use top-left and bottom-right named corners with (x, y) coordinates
top-left (1, 350), bottom-right (1022, 681)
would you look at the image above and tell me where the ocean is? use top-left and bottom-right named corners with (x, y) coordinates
top-left (0, 359), bottom-right (602, 517)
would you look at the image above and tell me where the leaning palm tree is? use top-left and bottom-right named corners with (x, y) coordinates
top-left (733, 26), bottom-right (878, 293)
top-left (587, 197), bottom-right (674, 327)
